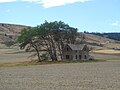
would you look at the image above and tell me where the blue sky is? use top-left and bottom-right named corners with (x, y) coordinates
top-left (0, 0), bottom-right (120, 32)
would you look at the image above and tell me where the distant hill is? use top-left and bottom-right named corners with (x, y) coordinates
top-left (77, 33), bottom-right (120, 50)
top-left (0, 23), bottom-right (119, 49)
top-left (84, 33), bottom-right (116, 44)
top-left (0, 23), bottom-right (29, 44)
top-left (0, 23), bottom-right (28, 34)
top-left (87, 32), bottom-right (120, 41)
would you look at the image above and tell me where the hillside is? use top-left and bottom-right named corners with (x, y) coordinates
top-left (0, 23), bottom-right (28, 44)
top-left (0, 23), bottom-right (120, 62)
top-left (84, 33), bottom-right (116, 43)
top-left (77, 33), bottom-right (120, 50)
top-left (88, 32), bottom-right (120, 41)
top-left (0, 23), bottom-right (120, 50)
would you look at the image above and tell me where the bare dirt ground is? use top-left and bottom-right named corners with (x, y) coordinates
top-left (0, 61), bottom-right (120, 90)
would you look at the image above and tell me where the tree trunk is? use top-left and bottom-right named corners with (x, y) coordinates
top-left (42, 37), bottom-right (54, 61)
top-left (51, 38), bottom-right (57, 61)
top-left (36, 49), bottom-right (41, 62)
top-left (57, 42), bottom-right (63, 60)
top-left (31, 43), bottom-right (41, 62)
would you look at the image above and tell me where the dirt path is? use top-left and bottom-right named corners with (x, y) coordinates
top-left (0, 61), bottom-right (120, 90)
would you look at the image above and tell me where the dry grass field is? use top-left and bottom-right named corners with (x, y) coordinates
top-left (0, 61), bottom-right (120, 90)
top-left (93, 49), bottom-right (120, 54)
top-left (105, 43), bottom-right (120, 49)
top-left (0, 47), bottom-right (120, 90)
top-left (91, 53), bottom-right (120, 60)
top-left (0, 48), bottom-right (31, 63)
top-left (91, 49), bottom-right (120, 60)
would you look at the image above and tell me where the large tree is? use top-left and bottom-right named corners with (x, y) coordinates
top-left (18, 21), bottom-right (78, 62)
top-left (18, 27), bottom-right (44, 62)
top-left (37, 21), bottom-right (78, 61)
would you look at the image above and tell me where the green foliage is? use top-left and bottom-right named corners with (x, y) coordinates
top-left (18, 21), bottom-right (78, 62)
top-left (40, 21), bottom-right (78, 43)
top-left (18, 27), bottom-right (43, 62)
top-left (18, 27), bottom-right (40, 49)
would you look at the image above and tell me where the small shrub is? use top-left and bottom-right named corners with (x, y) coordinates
top-left (4, 40), bottom-right (15, 47)
top-left (41, 53), bottom-right (48, 61)
top-left (88, 55), bottom-right (94, 60)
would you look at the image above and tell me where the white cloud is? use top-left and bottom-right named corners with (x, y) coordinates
top-left (0, 0), bottom-right (16, 3)
top-left (40, 0), bottom-right (90, 8)
top-left (22, 0), bottom-right (90, 8)
top-left (0, 0), bottom-right (90, 7)
top-left (111, 21), bottom-right (120, 26)
top-left (22, 0), bottom-right (39, 3)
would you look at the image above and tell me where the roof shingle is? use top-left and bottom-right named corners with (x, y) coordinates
top-left (68, 44), bottom-right (86, 50)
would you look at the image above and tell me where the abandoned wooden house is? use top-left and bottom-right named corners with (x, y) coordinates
top-left (63, 44), bottom-right (89, 60)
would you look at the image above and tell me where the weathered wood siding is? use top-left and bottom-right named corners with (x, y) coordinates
top-left (63, 44), bottom-right (89, 60)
